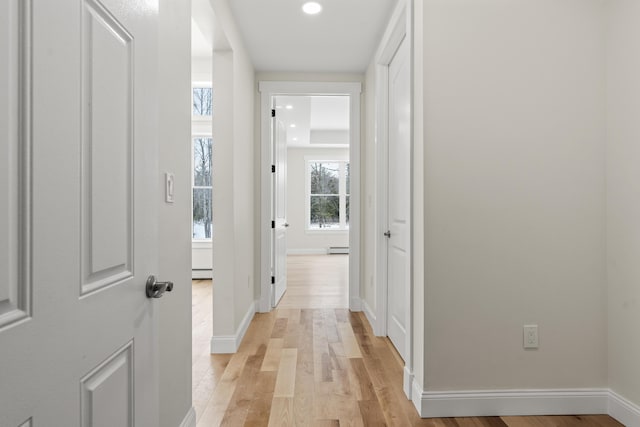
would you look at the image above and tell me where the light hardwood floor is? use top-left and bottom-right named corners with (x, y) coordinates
top-left (192, 257), bottom-right (622, 426)
top-left (278, 255), bottom-right (349, 309)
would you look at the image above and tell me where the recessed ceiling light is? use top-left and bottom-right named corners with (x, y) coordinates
top-left (302, 2), bottom-right (322, 15)
top-left (293, 138), bottom-right (298, 141)
top-left (285, 105), bottom-right (293, 110)
top-left (290, 124), bottom-right (296, 128)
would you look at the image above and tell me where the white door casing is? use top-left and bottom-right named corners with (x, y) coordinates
top-left (386, 35), bottom-right (411, 362)
top-left (272, 118), bottom-right (288, 306)
top-left (0, 0), bottom-right (161, 425)
top-left (258, 81), bottom-right (362, 313)
top-left (374, 0), bottom-right (413, 399)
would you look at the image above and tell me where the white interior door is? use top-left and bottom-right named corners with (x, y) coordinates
top-left (0, 0), bottom-right (161, 426)
top-left (386, 36), bottom-right (410, 361)
top-left (272, 116), bottom-right (288, 306)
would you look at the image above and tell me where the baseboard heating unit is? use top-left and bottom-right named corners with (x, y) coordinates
top-left (328, 247), bottom-right (349, 255)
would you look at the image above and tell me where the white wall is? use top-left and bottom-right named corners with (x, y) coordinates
top-left (192, 57), bottom-right (212, 82)
top-left (286, 147), bottom-right (349, 253)
top-left (420, 0), bottom-right (607, 391)
top-left (606, 0), bottom-right (640, 409)
top-left (158, 0), bottom-right (193, 424)
top-left (209, 0), bottom-right (256, 346)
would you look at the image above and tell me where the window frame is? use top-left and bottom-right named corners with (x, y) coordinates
top-left (191, 134), bottom-right (213, 243)
top-left (305, 159), bottom-right (350, 233)
top-left (190, 80), bottom-right (213, 244)
top-left (192, 82), bottom-right (213, 121)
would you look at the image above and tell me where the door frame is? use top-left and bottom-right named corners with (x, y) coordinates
top-left (374, 0), bottom-right (414, 399)
top-left (258, 81), bottom-right (362, 313)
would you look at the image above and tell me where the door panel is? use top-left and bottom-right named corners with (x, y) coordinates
top-left (81, 0), bottom-right (134, 294)
top-left (387, 36), bottom-right (410, 361)
top-left (273, 118), bottom-right (288, 306)
top-left (80, 341), bottom-right (133, 427)
top-left (0, 0), bottom-right (31, 333)
top-left (0, 0), bottom-right (160, 425)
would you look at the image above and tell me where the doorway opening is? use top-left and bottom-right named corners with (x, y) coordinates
top-left (273, 95), bottom-right (351, 309)
top-left (259, 82), bottom-right (362, 314)
top-left (190, 14), bottom-right (213, 280)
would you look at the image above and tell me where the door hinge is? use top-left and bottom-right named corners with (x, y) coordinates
top-left (271, 220), bottom-right (275, 229)
top-left (271, 165), bottom-right (276, 173)
top-left (271, 276), bottom-right (275, 284)
top-left (271, 109), bottom-right (276, 117)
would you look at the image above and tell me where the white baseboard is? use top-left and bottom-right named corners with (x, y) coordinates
top-left (609, 390), bottom-right (640, 427)
top-left (411, 383), bottom-right (609, 418)
top-left (287, 248), bottom-right (327, 255)
top-left (210, 301), bottom-right (256, 354)
top-left (191, 269), bottom-right (212, 279)
top-left (410, 382), bottom-right (640, 425)
top-left (362, 300), bottom-right (377, 334)
top-left (179, 407), bottom-right (196, 427)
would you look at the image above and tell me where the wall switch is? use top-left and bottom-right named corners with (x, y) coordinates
top-left (165, 172), bottom-right (175, 204)
top-left (523, 325), bottom-right (539, 349)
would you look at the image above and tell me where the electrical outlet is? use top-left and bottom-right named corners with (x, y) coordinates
top-left (523, 325), bottom-right (539, 349)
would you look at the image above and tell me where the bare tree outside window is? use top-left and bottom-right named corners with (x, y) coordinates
top-left (193, 87), bottom-right (212, 116)
top-left (193, 137), bottom-right (212, 240)
top-left (309, 162), bottom-right (349, 230)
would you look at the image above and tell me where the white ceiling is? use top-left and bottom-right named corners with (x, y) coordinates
top-left (276, 95), bottom-right (350, 148)
top-left (228, 0), bottom-right (398, 72)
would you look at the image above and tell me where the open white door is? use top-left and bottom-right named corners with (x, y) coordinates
top-left (0, 0), bottom-right (162, 425)
top-left (272, 115), bottom-right (288, 306)
top-left (386, 36), bottom-right (410, 361)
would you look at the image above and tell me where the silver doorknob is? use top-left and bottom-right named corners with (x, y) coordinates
top-left (384, 230), bottom-right (391, 238)
top-left (146, 275), bottom-right (174, 298)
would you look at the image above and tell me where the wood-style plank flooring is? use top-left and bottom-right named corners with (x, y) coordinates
top-left (278, 255), bottom-right (349, 309)
top-left (192, 256), bottom-right (623, 426)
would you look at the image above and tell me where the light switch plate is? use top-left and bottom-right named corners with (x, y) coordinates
top-left (165, 172), bottom-right (175, 203)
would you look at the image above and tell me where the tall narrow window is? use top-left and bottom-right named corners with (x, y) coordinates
top-left (308, 161), bottom-right (349, 231)
top-left (192, 83), bottom-right (213, 241)
top-left (192, 86), bottom-right (212, 117)
top-left (193, 137), bottom-right (212, 240)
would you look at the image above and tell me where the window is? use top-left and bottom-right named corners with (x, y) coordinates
top-left (193, 137), bottom-right (212, 240)
top-left (191, 83), bottom-right (213, 241)
top-left (308, 160), bottom-right (350, 231)
top-left (193, 86), bottom-right (212, 117)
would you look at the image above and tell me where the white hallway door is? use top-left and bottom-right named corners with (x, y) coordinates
top-left (0, 0), bottom-right (162, 426)
top-left (272, 117), bottom-right (288, 306)
top-left (386, 36), bottom-right (410, 361)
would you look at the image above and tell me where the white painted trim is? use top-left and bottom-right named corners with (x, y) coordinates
top-left (178, 407), bottom-right (196, 427)
top-left (412, 378), bottom-right (424, 414)
top-left (411, 384), bottom-right (610, 418)
top-left (210, 301), bottom-right (256, 354)
top-left (287, 248), bottom-right (327, 255)
top-left (609, 390), bottom-right (640, 427)
top-left (403, 366), bottom-right (413, 400)
top-left (374, 0), bottom-right (412, 391)
top-left (191, 269), bottom-right (212, 279)
top-left (362, 299), bottom-right (378, 335)
top-left (258, 81), bottom-right (363, 314)
top-left (409, 382), bottom-right (640, 425)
